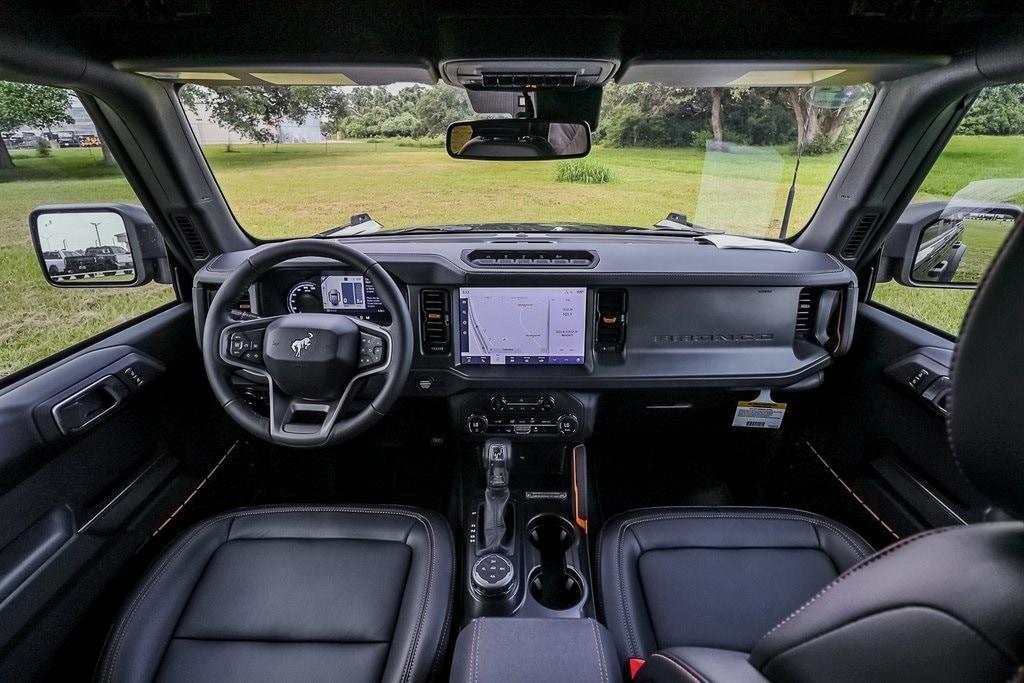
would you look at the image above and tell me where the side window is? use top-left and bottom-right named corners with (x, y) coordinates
top-left (872, 84), bottom-right (1023, 334)
top-left (0, 82), bottom-right (176, 379)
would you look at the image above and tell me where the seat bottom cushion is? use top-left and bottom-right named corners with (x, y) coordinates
top-left (99, 505), bottom-right (454, 683)
top-left (598, 507), bottom-right (872, 659)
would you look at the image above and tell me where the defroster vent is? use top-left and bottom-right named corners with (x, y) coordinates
top-left (171, 213), bottom-right (209, 261)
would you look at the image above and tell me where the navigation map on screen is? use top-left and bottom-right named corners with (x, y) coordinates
top-left (458, 287), bottom-right (587, 365)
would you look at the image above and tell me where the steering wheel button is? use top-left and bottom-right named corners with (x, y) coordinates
top-left (229, 333), bottom-right (249, 357)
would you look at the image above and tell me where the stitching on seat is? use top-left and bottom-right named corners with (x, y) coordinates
top-left (760, 526), bottom-right (958, 642)
top-left (472, 618), bottom-right (482, 683)
top-left (396, 513), bottom-right (435, 683)
top-left (101, 505), bottom-right (435, 683)
top-left (428, 528), bottom-right (456, 682)
top-left (613, 509), bottom-right (871, 659)
top-left (649, 652), bottom-right (708, 683)
top-left (591, 618), bottom-right (609, 683)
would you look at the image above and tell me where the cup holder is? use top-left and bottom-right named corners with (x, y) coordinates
top-left (528, 515), bottom-right (584, 611)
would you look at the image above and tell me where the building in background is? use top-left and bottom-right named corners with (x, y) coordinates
top-left (185, 102), bottom-right (322, 144)
top-left (66, 96), bottom-right (98, 136)
top-left (17, 97), bottom-right (321, 145)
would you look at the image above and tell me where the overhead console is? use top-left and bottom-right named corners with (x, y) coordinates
top-left (440, 59), bottom-right (618, 91)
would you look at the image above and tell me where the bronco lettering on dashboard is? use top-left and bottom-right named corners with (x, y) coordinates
top-left (651, 333), bottom-right (775, 343)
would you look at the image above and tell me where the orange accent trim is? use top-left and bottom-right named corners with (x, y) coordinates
top-left (572, 445), bottom-right (588, 533)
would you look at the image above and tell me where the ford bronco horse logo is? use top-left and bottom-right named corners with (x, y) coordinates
top-left (291, 332), bottom-right (313, 358)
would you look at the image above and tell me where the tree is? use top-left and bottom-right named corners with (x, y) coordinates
top-left (0, 82), bottom-right (73, 169)
top-left (786, 88), bottom-right (819, 149)
top-left (781, 87), bottom-right (867, 154)
top-left (320, 83), bottom-right (471, 139)
top-left (179, 85), bottom-right (327, 145)
top-left (380, 111), bottom-right (418, 137)
top-left (598, 83), bottom-right (709, 147)
top-left (960, 84), bottom-right (1024, 135)
top-left (411, 83), bottom-right (472, 136)
top-left (709, 88), bottom-right (723, 146)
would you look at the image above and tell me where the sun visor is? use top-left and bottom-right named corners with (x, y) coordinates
top-left (126, 63), bottom-right (436, 87)
top-left (618, 58), bottom-right (948, 86)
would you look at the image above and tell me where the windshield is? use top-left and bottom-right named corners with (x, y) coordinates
top-left (179, 82), bottom-right (873, 238)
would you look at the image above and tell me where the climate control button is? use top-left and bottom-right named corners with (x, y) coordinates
top-left (466, 414), bottom-right (488, 434)
top-left (557, 415), bottom-right (579, 434)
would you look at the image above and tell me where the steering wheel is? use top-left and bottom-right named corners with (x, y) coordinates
top-left (202, 239), bottom-right (413, 448)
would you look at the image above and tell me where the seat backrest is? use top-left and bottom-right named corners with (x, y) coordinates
top-left (747, 214), bottom-right (1024, 682)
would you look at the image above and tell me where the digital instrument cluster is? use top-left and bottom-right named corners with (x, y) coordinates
top-left (280, 271), bottom-right (391, 325)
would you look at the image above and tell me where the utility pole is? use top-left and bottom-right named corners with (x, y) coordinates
top-left (90, 221), bottom-right (101, 246)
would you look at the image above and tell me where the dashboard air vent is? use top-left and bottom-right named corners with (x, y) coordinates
top-left (234, 288), bottom-right (252, 316)
top-left (841, 212), bottom-right (880, 259)
top-left (420, 289), bottom-right (451, 355)
top-left (171, 213), bottom-right (209, 260)
top-left (595, 289), bottom-right (628, 353)
top-left (795, 289), bottom-right (817, 338)
top-left (465, 249), bottom-right (595, 268)
top-left (208, 286), bottom-right (254, 320)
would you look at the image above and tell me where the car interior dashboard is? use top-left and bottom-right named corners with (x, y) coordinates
top-left (193, 232), bottom-right (858, 420)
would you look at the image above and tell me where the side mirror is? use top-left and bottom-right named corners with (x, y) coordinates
top-left (880, 201), bottom-right (1021, 288)
top-left (446, 119), bottom-right (591, 161)
top-left (29, 204), bottom-right (170, 288)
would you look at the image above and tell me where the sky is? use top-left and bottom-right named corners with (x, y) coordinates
top-left (37, 211), bottom-right (127, 251)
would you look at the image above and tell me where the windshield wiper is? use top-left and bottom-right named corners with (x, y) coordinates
top-left (624, 213), bottom-right (724, 237)
top-left (363, 225), bottom-right (477, 236)
top-left (629, 212), bottom-right (724, 236)
top-left (316, 213), bottom-right (384, 237)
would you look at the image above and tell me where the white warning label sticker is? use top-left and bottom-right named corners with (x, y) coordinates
top-left (733, 389), bottom-right (787, 429)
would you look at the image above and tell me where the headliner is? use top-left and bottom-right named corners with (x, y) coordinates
top-left (3, 0), bottom-right (1021, 78)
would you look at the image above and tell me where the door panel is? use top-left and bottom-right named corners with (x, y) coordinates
top-left (794, 304), bottom-right (988, 544)
top-left (0, 303), bottom-right (235, 681)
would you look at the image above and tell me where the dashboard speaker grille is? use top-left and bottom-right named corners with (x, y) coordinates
top-left (420, 289), bottom-right (451, 355)
top-left (171, 213), bottom-right (209, 261)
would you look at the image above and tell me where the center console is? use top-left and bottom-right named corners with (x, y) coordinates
top-left (461, 436), bottom-right (594, 622)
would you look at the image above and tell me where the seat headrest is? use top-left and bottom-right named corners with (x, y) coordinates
top-left (949, 213), bottom-right (1024, 518)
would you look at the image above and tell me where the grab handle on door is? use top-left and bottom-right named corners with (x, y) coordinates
top-left (51, 375), bottom-right (130, 435)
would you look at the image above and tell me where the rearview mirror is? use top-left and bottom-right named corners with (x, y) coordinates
top-left (29, 204), bottom-right (170, 287)
top-left (446, 119), bottom-right (591, 160)
top-left (804, 85), bottom-right (872, 110)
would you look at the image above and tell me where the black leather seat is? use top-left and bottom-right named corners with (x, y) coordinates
top-left (603, 212), bottom-right (1024, 683)
top-left (598, 507), bottom-right (872, 658)
top-left (98, 505), bottom-right (454, 683)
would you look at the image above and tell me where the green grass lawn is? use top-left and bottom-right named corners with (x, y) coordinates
top-left (0, 136), bottom-right (1018, 376)
top-left (201, 141), bottom-right (843, 238)
top-left (0, 149), bottom-right (175, 378)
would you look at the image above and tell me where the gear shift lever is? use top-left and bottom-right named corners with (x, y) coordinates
top-left (481, 438), bottom-right (512, 553)
top-left (473, 438), bottom-right (516, 596)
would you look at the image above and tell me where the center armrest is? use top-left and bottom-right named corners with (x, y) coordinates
top-left (450, 617), bottom-right (623, 683)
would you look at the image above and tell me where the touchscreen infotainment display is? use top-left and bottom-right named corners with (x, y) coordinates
top-left (458, 287), bottom-right (587, 365)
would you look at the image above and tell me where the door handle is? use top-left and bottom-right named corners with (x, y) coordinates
top-left (51, 375), bottom-right (130, 435)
